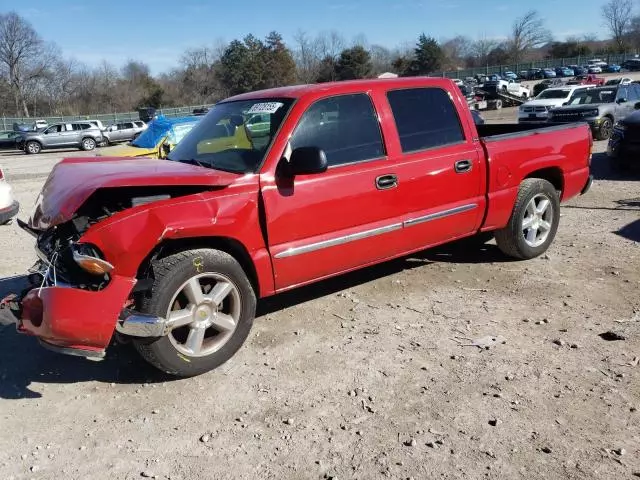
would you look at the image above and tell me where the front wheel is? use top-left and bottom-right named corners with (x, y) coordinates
top-left (134, 249), bottom-right (256, 377)
top-left (494, 178), bottom-right (560, 260)
top-left (595, 118), bottom-right (613, 141)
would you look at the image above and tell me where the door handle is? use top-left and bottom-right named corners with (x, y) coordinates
top-left (376, 174), bottom-right (398, 190)
top-left (454, 159), bottom-right (473, 173)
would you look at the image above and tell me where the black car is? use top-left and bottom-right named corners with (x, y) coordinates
top-left (533, 79), bottom-right (564, 97)
top-left (0, 130), bottom-right (19, 150)
top-left (608, 110), bottom-right (640, 170)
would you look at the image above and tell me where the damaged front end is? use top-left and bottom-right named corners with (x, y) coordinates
top-left (1, 188), bottom-right (208, 358)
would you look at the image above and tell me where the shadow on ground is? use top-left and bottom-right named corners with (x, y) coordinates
top-left (616, 218), bottom-right (640, 242)
top-left (0, 238), bottom-right (505, 398)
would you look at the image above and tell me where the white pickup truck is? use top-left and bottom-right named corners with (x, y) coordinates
top-left (483, 78), bottom-right (531, 98)
top-left (518, 85), bottom-right (593, 123)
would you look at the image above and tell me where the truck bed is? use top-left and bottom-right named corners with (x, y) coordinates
top-left (476, 122), bottom-right (585, 139)
top-left (477, 122), bottom-right (592, 232)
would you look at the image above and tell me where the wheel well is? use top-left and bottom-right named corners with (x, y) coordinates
top-left (136, 237), bottom-right (260, 296)
top-left (526, 167), bottom-right (564, 192)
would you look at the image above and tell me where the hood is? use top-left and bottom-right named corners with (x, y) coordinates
top-left (29, 157), bottom-right (240, 230)
top-left (97, 143), bottom-right (158, 158)
top-left (525, 98), bottom-right (568, 107)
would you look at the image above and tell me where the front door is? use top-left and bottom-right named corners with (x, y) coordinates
top-left (261, 93), bottom-right (406, 291)
top-left (43, 125), bottom-right (65, 146)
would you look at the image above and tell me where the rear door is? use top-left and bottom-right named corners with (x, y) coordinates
top-left (262, 93), bottom-right (408, 290)
top-left (382, 87), bottom-right (485, 252)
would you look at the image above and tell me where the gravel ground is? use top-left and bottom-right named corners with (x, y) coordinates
top-left (0, 110), bottom-right (639, 480)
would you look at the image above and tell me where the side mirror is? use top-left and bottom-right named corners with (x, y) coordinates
top-left (287, 147), bottom-right (328, 175)
top-left (635, 101), bottom-right (640, 110)
top-left (161, 142), bottom-right (171, 158)
top-left (617, 98), bottom-right (627, 104)
top-left (562, 102), bottom-right (568, 106)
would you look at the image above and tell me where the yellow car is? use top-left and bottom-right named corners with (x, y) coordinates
top-left (98, 116), bottom-right (199, 159)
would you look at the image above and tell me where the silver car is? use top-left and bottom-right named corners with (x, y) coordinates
top-left (17, 122), bottom-right (103, 154)
top-left (103, 121), bottom-right (146, 145)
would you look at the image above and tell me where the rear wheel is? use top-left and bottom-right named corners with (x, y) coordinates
top-left (494, 99), bottom-right (503, 110)
top-left (81, 137), bottom-right (96, 151)
top-left (494, 179), bottom-right (560, 260)
top-left (25, 141), bottom-right (41, 154)
top-left (133, 249), bottom-right (256, 377)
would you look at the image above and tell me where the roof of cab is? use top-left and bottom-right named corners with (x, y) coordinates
top-left (222, 77), bottom-right (455, 103)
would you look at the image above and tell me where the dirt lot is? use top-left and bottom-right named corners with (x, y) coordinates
top-left (0, 110), bottom-right (639, 480)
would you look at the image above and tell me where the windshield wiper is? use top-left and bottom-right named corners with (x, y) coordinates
top-left (177, 158), bottom-right (209, 168)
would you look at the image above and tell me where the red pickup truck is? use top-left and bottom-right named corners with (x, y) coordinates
top-left (566, 74), bottom-right (606, 86)
top-left (0, 78), bottom-right (593, 376)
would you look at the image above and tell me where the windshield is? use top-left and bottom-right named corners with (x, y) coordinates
top-left (167, 98), bottom-right (294, 173)
top-left (537, 89), bottom-right (571, 99)
top-left (567, 88), bottom-right (616, 105)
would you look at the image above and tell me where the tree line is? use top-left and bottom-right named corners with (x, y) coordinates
top-left (1, 4), bottom-right (639, 118)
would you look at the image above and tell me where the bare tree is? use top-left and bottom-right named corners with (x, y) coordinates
top-left (292, 30), bottom-right (321, 83)
top-left (442, 35), bottom-right (472, 68)
top-left (471, 37), bottom-right (500, 66)
top-left (507, 11), bottom-right (552, 63)
top-left (317, 30), bottom-right (346, 60)
top-left (601, 0), bottom-right (633, 52)
top-left (0, 12), bottom-right (55, 116)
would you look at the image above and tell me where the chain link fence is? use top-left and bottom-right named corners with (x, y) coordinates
top-left (1, 104), bottom-right (215, 131)
top-left (437, 53), bottom-right (634, 79)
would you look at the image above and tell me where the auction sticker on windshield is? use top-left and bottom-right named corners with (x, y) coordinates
top-left (247, 102), bottom-right (283, 114)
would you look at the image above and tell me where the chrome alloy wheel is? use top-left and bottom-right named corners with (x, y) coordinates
top-left (522, 193), bottom-right (554, 248)
top-left (165, 273), bottom-right (241, 357)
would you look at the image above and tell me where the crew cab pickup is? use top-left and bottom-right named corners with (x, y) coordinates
top-left (0, 78), bottom-right (593, 377)
top-left (567, 74), bottom-right (605, 86)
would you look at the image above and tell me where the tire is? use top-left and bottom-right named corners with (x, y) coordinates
top-left (494, 99), bottom-right (503, 110)
top-left (595, 117), bottom-right (613, 141)
top-left (494, 178), bottom-right (560, 260)
top-left (101, 137), bottom-right (110, 147)
top-left (81, 137), bottom-right (96, 151)
top-left (25, 141), bottom-right (41, 154)
top-left (133, 249), bottom-right (257, 377)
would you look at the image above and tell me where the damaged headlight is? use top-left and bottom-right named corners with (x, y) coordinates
top-left (71, 243), bottom-right (114, 276)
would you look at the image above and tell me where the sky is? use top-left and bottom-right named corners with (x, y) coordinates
top-left (10, 0), bottom-right (609, 74)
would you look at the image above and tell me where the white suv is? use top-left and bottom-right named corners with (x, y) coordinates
top-left (518, 85), bottom-right (594, 123)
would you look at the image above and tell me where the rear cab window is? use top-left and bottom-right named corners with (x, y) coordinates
top-left (290, 93), bottom-right (385, 168)
top-left (386, 88), bottom-right (465, 153)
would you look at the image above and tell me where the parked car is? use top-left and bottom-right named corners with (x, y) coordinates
top-left (34, 120), bottom-right (48, 130)
top-left (533, 79), bottom-right (565, 97)
top-left (0, 130), bottom-right (20, 150)
top-left (543, 68), bottom-right (557, 78)
top-left (0, 166), bottom-right (18, 225)
top-left (16, 122), bottom-right (103, 154)
top-left (605, 77), bottom-right (633, 86)
top-left (569, 65), bottom-right (587, 75)
top-left (567, 74), bottom-right (605, 86)
top-left (102, 121), bottom-right (147, 145)
top-left (97, 116), bottom-right (199, 159)
top-left (502, 71), bottom-right (518, 80)
top-left (548, 84), bottom-right (640, 140)
top-left (451, 78), bottom-right (464, 86)
top-left (555, 67), bottom-right (574, 77)
top-left (607, 109), bottom-right (640, 170)
top-left (588, 65), bottom-right (603, 74)
top-left (622, 59), bottom-right (640, 71)
top-left (518, 85), bottom-right (593, 123)
top-left (527, 68), bottom-right (545, 80)
top-left (0, 78), bottom-right (593, 376)
top-left (588, 59), bottom-right (607, 67)
top-left (605, 64), bottom-right (622, 73)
